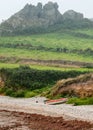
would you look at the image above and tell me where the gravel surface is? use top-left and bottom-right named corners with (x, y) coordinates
top-left (0, 96), bottom-right (93, 123)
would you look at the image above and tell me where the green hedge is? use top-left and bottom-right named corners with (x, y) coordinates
top-left (0, 65), bottom-right (88, 91)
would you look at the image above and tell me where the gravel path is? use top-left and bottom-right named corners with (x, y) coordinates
top-left (0, 96), bottom-right (93, 123)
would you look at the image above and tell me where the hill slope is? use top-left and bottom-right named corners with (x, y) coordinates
top-left (0, 29), bottom-right (93, 66)
top-left (0, 2), bottom-right (93, 67)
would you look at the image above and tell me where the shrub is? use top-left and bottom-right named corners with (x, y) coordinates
top-left (25, 91), bottom-right (37, 98)
top-left (5, 88), bottom-right (14, 96)
top-left (67, 97), bottom-right (93, 105)
top-left (0, 65), bottom-right (88, 95)
top-left (13, 90), bottom-right (25, 97)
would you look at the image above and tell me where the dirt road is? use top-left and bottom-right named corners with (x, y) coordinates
top-left (0, 96), bottom-right (93, 130)
top-left (0, 110), bottom-right (93, 130)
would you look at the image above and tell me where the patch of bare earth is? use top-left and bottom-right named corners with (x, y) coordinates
top-left (51, 73), bottom-right (93, 98)
top-left (0, 110), bottom-right (93, 130)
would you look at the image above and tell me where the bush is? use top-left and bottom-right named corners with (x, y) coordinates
top-left (0, 88), bottom-right (6, 94)
top-left (67, 97), bottom-right (93, 105)
top-left (5, 88), bottom-right (14, 96)
top-left (13, 90), bottom-right (25, 97)
top-left (25, 91), bottom-right (37, 98)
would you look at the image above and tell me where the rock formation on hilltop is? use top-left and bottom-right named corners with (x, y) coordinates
top-left (42, 2), bottom-right (62, 25)
top-left (10, 2), bottom-right (62, 28)
top-left (0, 2), bottom-right (62, 31)
top-left (0, 2), bottom-right (93, 36)
top-left (63, 10), bottom-right (83, 20)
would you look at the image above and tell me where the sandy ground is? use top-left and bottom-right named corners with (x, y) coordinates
top-left (0, 96), bottom-right (93, 130)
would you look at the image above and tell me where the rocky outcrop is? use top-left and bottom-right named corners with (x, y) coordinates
top-left (0, 2), bottom-right (62, 33)
top-left (42, 2), bottom-right (62, 25)
top-left (63, 10), bottom-right (83, 20)
top-left (0, 2), bottom-right (92, 36)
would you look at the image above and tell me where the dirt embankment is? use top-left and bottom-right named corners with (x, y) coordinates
top-left (50, 73), bottom-right (93, 98)
top-left (1, 56), bottom-right (93, 67)
top-left (0, 110), bottom-right (92, 130)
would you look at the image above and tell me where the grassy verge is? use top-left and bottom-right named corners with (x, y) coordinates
top-left (0, 86), bottom-right (51, 98)
top-left (67, 97), bottom-right (93, 105)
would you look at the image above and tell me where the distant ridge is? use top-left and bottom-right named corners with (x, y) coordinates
top-left (0, 2), bottom-right (93, 36)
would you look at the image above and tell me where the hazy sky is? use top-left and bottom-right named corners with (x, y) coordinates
top-left (0, 0), bottom-right (93, 22)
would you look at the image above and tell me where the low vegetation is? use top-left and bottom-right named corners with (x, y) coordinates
top-left (67, 97), bottom-right (93, 105)
top-left (0, 29), bottom-right (93, 63)
top-left (0, 65), bottom-right (90, 98)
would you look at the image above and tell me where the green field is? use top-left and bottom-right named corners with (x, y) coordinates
top-left (0, 62), bottom-right (93, 72)
top-left (0, 29), bottom-right (93, 63)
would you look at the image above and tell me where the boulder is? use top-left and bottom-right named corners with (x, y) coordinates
top-left (63, 10), bottom-right (83, 20)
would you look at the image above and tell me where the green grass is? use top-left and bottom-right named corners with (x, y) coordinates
top-left (0, 63), bottom-right (93, 72)
top-left (76, 28), bottom-right (93, 36)
top-left (0, 30), bottom-right (93, 50)
top-left (0, 63), bottom-right (19, 68)
top-left (67, 97), bottom-right (93, 105)
top-left (0, 86), bottom-right (51, 98)
top-left (0, 47), bottom-right (93, 62)
top-left (0, 29), bottom-right (93, 63)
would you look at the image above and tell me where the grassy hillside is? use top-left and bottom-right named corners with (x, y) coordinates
top-left (0, 28), bottom-right (93, 65)
top-left (0, 28), bottom-right (93, 99)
